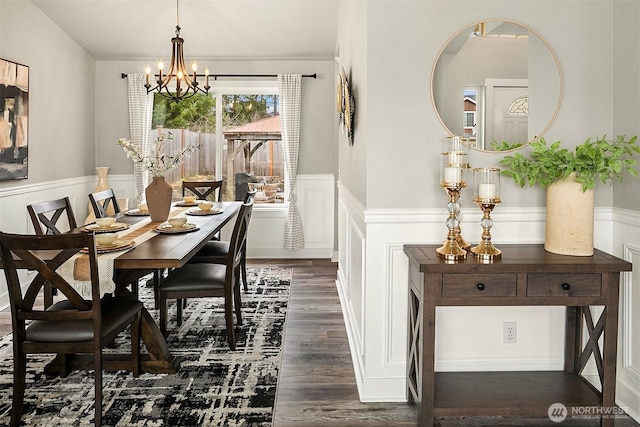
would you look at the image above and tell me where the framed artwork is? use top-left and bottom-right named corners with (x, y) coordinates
top-left (0, 58), bottom-right (29, 180)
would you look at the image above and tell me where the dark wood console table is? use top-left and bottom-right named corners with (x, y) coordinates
top-left (404, 244), bottom-right (632, 426)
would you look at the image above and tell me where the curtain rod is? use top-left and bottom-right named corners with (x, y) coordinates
top-left (121, 73), bottom-right (316, 79)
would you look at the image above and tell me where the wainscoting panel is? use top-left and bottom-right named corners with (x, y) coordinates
top-left (614, 208), bottom-right (640, 422)
top-left (246, 174), bottom-right (335, 258)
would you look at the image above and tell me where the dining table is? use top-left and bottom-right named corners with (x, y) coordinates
top-left (35, 200), bottom-right (242, 376)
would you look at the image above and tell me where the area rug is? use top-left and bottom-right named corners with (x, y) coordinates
top-left (0, 266), bottom-right (292, 427)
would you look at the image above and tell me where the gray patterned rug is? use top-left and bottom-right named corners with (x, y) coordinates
top-left (0, 266), bottom-right (292, 426)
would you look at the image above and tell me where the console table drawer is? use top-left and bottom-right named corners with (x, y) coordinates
top-left (527, 273), bottom-right (602, 297)
top-left (442, 274), bottom-right (516, 297)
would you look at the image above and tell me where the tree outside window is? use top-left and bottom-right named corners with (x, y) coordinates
top-left (151, 91), bottom-right (283, 203)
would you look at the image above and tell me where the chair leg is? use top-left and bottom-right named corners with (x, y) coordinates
top-left (241, 253), bottom-right (248, 293)
top-left (176, 299), bottom-right (183, 327)
top-left (153, 270), bottom-right (161, 310)
top-left (94, 351), bottom-right (103, 427)
top-left (59, 353), bottom-right (70, 378)
top-left (130, 281), bottom-right (139, 300)
top-left (11, 350), bottom-right (26, 427)
top-left (234, 276), bottom-right (243, 326)
top-left (225, 293), bottom-right (236, 351)
top-left (131, 312), bottom-right (141, 377)
top-left (159, 292), bottom-right (168, 337)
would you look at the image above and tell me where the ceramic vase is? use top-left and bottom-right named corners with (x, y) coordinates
top-left (85, 166), bottom-right (111, 224)
top-left (544, 173), bottom-right (594, 256)
top-left (145, 176), bottom-right (172, 222)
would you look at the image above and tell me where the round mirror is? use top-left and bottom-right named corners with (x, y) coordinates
top-left (431, 19), bottom-right (563, 152)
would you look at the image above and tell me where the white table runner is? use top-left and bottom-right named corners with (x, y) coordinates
top-left (57, 208), bottom-right (189, 298)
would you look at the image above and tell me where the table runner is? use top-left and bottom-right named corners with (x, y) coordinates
top-left (57, 208), bottom-right (187, 298)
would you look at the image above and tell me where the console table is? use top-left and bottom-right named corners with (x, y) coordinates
top-left (404, 244), bottom-right (632, 426)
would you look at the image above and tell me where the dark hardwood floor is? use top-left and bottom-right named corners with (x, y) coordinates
top-left (0, 258), bottom-right (638, 426)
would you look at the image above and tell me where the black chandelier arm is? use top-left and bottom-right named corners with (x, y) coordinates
top-left (123, 72), bottom-right (317, 80)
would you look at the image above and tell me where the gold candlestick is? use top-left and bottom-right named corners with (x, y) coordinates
top-left (470, 167), bottom-right (501, 260)
top-left (436, 184), bottom-right (467, 261)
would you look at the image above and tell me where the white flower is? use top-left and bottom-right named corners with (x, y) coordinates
top-left (117, 132), bottom-right (199, 177)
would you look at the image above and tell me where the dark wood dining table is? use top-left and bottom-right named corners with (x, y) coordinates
top-left (35, 201), bottom-right (243, 375)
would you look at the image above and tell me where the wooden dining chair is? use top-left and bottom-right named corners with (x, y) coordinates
top-left (187, 189), bottom-right (256, 293)
top-left (27, 197), bottom-right (79, 308)
top-left (0, 231), bottom-right (143, 427)
top-left (27, 197), bottom-right (78, 236)
top-left (158, 199), bottom-right (254, 350)
top-left (88, 188), bottom-right (121, 219)
top-left (182, 180), bottom-right (223, 202)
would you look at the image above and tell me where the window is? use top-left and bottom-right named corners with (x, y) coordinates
top-left (150, 83), bottom-right (283, 204)
top-left (463, 89), bottom-right (477, 137)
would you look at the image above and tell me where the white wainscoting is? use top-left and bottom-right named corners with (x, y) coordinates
top-left (246, 174), bottom-right (335, 259)
top-left (613, 209), bottom-right (640, 422)
top-left (337, 184), bottom-right (640, 422)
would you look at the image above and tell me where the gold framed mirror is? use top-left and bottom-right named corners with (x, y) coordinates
top-left (431, 19), bottom-right (563, 152)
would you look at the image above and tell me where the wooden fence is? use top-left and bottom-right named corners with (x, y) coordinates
top-left (150, 128), bottom-right (284, 201)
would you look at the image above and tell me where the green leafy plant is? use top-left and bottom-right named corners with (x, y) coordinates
top-left (499, 135), bottom-right (640, 192)
top-left (490, 140), bottom-right (525, 151)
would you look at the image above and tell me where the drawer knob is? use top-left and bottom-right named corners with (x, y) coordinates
top-left (477, 283), bottom-right (486, 291)
top-left (562, 283), bottom-right (571, 291)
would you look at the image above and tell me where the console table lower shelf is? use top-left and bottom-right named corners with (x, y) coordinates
top-left (434, 371), bottom-right (601, 417)
top-left (404, 244), bottom-right (632, 427)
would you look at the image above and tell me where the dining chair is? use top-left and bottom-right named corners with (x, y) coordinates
top-left (182, 180), bottom-right (223, 202)
top-left (158, 199), bottom-right (254, 350)
top-left (0, 231), bottom-right (143, 427)
top-left (27, 197), bottom-right (78, 236)
top-left (89, 187), bottom-right (149, 299)
top-left (27, 197), bottom-right (79, 308)
top-left (187, 189), bottom-right (256, 293)
top-left (88, 188), bottom-right (121, 219)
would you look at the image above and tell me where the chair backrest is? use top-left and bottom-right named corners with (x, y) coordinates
top-left (27, 197), bottom-right (78, 235)
top-left (89, 188), bottom-right (120, 218)
top-left (182, 180), bottom-right (223, 202)
top-left (227, 200), bottom-right (254, 270)
top-left (0, 232), bottom-right (101, 333)
top-left (244, 189), bottom-right (257, 203)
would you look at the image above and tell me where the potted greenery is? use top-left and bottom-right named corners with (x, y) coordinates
top-left (499, 135), bottom-right (640, 255)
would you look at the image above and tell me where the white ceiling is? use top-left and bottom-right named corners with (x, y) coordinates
top-left (30, 0), bottom-right (341, 61)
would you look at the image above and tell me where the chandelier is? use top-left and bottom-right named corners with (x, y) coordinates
top-left (144, 0), bottom-right (210, 102)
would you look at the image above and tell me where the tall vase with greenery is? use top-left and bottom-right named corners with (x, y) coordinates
top-left (499, 135), bottom-right (640, 255)
top-left (118, 132), bottom-right (199, 222)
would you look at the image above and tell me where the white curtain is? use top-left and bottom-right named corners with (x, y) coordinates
top-left (278, 74), bottom-right (304, 250)
top-left (126, 74), bottom-right (153, 201)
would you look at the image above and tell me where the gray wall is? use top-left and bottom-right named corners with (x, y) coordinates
top-left (336, 0), bottom-right (368, 204)
top-left (337, 0), bottom-right (635, 211)
top-left (613, 0), bottom-right (640, 211)
top-left (95, 60), bottom-right (336, 178)
top-left (0, 0), bottom-right (96, 188)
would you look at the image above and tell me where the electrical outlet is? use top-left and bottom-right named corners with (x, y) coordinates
top-left (503, 321), bottom-right (517, 343)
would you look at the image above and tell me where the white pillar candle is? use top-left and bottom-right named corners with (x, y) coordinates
top-left (448, 151), bottom-right (461, 166)
top-left (478, 183), bottom-right (497, 199)
top-left (444, 166), bottom-right (462, 184)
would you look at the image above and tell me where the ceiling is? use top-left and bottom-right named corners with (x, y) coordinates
top-left (30, 0), bottom-right (341, 61)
